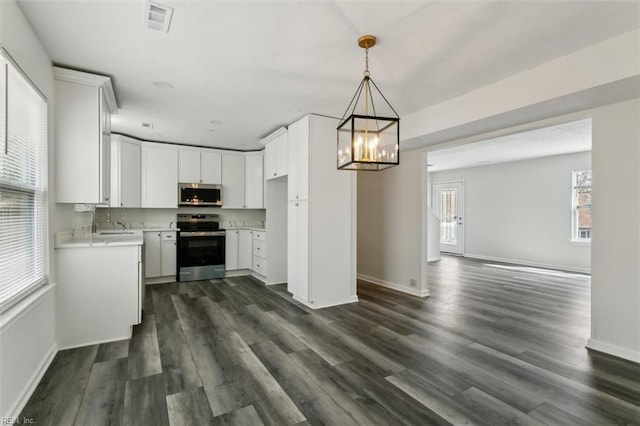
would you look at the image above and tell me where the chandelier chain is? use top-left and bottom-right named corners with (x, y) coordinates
top-left (364, 47), bottom-right (370, 77)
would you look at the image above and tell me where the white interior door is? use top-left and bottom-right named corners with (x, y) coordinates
top-left (434, 181), bottom-right (464, 255)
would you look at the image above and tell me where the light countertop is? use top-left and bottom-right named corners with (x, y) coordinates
top-left (225, 226), bottom-right (265, 232)
top-left (55, 229), bottom-right (144, 248)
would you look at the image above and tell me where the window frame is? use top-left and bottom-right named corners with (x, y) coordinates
top-left (571, 169), bottom-right (592, 244)
top-left (0, 47), bottom-right (49, 313)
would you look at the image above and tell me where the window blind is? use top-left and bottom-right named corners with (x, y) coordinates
top-left (0, 49), bottom-right (49, 312)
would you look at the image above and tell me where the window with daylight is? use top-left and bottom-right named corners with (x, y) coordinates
top-left (572, 170), bottom-right (592, 243)
top-left (0, 49), bottom-right (49, 312)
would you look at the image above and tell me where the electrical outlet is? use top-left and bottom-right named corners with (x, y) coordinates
top-left (409, 278), bottom-right (417, 287)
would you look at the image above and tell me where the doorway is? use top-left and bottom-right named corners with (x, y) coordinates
top-left (433, 181), bottom-right (464, 255)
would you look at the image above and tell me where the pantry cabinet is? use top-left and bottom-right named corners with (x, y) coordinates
top-left (286, 115), bottom-right (356, 308)
top-left (141, 142), bottom-right (178, 208)
top-left (54, 67), bottom-right (117, 204)
top-left (287, 116), bottom-right (309, 201)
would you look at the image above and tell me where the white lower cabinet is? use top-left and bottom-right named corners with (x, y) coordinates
top-left (226, 229), bottom-right (253, 270)
top-left (253, 230), bottom-right (267, 277)
top-left (55, 244), bottom-right (141, 349)
top-left (144, 231), bottom-right (176, 279)
top-left (161, 233), bottom-right (177, 276)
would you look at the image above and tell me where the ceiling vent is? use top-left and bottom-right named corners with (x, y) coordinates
top-left (144, 1), bottom-right (174, 33)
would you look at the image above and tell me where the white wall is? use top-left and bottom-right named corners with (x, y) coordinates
top-left (588, 98), bottom-right (640, 362)
top-left (357, 152), bottom-right (428, 297)
top-left (0, 0), bottom-right (60, 418)
top-left (430, 152), bottom-right (592, 272)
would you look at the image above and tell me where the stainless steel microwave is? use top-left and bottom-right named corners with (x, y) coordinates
top-left (178, 183), bottom-right (222, 207)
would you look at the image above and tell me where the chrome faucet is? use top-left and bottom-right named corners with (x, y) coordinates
top-left (116, 221), bottom-right (127, 230)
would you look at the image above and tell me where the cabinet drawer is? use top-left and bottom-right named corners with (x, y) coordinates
top-left (253, 240), bottom-right (266, 258)
top-left (253, 231), bottom-right (266, 242)
top-left (252, 255), bottom-right (267, 276)
top-left (161, 231), bottom-right (176, 240)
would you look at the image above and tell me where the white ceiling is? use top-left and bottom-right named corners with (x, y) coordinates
top-left (427, 118), bottom-right (592, 172)
top-left (17, 1), bottom-right (640, 150)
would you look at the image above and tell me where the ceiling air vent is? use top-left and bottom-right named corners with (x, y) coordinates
top-left (143, 1), bottom-right (174, 33)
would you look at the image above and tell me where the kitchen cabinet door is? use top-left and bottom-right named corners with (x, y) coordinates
top-left (275, 133), bottom-right (289, 177)
top-left (111, 136), bottom-right (141, 208)
top-left (119, 139), bottom-right (141, 207)
top-left (221, 153), bottom-right (245, 209)
top-left (144, 232), bottom-right (162, 278)
top-left (238, 230), bottom-right (253, 269)
top-left (161, 240), bottom-right (177, 276)
top-left (200, 150), bottom-right (222, 184)
top-left (55, 68), bottom-right (116, 204)
top-left (264, 129), bottom-right (288, 180)
top-left (142, 143), bottom-right (178, 208)
top-left (288, 115), bottom-right (309, 202)
top-left (244, 152), bottom-right (263, 208)
top-left (287, 202), bottom-right (298, 295)
top-left (264, 141), bottom-right (277, 180)
top-left (225, 230), bottom-right (239, 270)
top-left (179, 149), bottom-right (200, 183)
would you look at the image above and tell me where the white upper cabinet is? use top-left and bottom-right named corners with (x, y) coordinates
top-left (54, 67), bottom-right (117, 204)
top-left (141, 142), bottom-right (178, 208)
top-left (110, 135), bottom-right (141, 208)
top-left (288, 115), bottom-right (310, 201)
top-left (221, 153), bottom-right (245, 209)
top-left (178, 149), bottom-right (200, 183)
top-left (244, 152), bottom-right (264, 208)
top-left (221, 151), bottom-right (264, 209)
top-left (262, 127), bottom-right (288, 180)
top-left (179, 148), bottom-right (221, 184)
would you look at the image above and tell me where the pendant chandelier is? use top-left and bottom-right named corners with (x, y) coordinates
top-left (337, 35), bottom-right (399, 171)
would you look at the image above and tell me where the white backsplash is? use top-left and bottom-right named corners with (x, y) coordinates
top-left (95, 207), bottom-right (265, 230)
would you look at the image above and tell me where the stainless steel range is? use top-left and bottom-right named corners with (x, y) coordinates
top-left (176, 214), bottom-right (226, 281)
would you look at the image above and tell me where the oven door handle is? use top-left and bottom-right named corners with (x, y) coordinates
top-left (179, 231), bottom-right (226, 237)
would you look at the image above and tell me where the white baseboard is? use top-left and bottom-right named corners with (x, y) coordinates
top-left (293, 295), bottom-right (359, 310)
top-left (9, 342), bottom-right (57, 418)
top-left (225, 269), bottom-right (251, 278)
top-left (145, 276), bottom-right (176, 285)
top-left (463, 253), bottom-right (591, 274)
top-left (587, 338), bottom-right (640, 364)
top-left (357, 274), bottom-right (431, 298)
top-left (58, 332), bottom-right (132, 351)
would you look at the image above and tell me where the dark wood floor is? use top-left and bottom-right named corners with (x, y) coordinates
top-left (21, 256), bottom-right (640, 425)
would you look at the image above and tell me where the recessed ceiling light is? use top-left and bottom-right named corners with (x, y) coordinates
top-left (140, 122), bottom-right (154, 129)
top-left (152, 81), bottom-right (173, 89)
top-left (209, 120), bottom-right (223, 125)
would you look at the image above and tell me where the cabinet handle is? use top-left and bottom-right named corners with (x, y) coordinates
top-left (295, 202), bottom-right (298, 206)
top-left (273, 172), bottom-right (276, 176)
top-left (157, 233), bottom-right (161, 237)
top-left (296, 195), bottom-right (298, 199)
